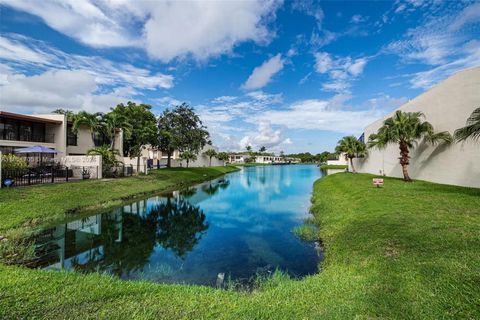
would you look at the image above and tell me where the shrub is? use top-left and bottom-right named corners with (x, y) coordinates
top-left (1, 154), bottom-right (28, 171)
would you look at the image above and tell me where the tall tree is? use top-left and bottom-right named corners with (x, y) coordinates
top-left (335, 136), bottom-right (367, 173)
top-left (454, 107), bottom-right (480, 142)
top-left (216, 152), bottom-right (229, 163)
top-left (180, 151), bottom-right (197, 168)
top-left (259, 146), bottom-right (266, 153)
top-left (102, 111), bottom-right (132, 151)
top-left (203, 148), bottom-right (217, 166)
top-left (158, 109), bottom-right (176, 168)
top-left (158, 103), bottom-right (209, 168)
top-left (368, 110), bottom-right (452, 181)
top-left (111, 102), bottom-right (158, 168)
top-left (72, 111), bottom-right (104, 145)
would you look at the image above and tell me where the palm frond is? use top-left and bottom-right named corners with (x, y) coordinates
top-left (454, 107), bottom-right (480, 142)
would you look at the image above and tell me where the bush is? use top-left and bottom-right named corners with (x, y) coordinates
top-left (1, 154), bottom-right (28, 171)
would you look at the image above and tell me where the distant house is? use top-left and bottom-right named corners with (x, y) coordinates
top-left (0, 111), bottom-right (123, 164)
top-left (128, 144), bottom-right (225, 170)
top-left (228, 153), bottom-right (301, 164)
top-left (326, 153), bottom-right (348, 166)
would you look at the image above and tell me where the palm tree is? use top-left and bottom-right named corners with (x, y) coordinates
top-left (87, 145), bottom-right (121, 176)
top-left (180, 151), bottom-right (197, 168)
top-left (203, 148), bottom-right (217, 166)
top-left (454, 107), bottom-right (480, 142)
top-left (335, 136), bottom-right (367, 173)
top-left (72, 111), bottom-right (104, 145)
top-left (102, 112), bottom-right (132, 150)
top-left (368, 110), bottom-right (452, 182)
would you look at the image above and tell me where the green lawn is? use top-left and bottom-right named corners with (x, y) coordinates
top-left (319, 164), bottom-right (348, 170)
top-left (1, 173), bottom-right (479, 319)
top-left (0, 166), bottom-right (238, 237)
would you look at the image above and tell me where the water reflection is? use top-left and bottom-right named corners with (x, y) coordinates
top-left (34, 197), bottom-right (208, 277)
top-left (31, 166), bottom-right (323, 286)
top-left (149, 198), bottom-right (208, 257)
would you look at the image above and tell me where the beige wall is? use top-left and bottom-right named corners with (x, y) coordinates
top-left (67, 125), bottom-right (123, 158)
top-left (327, 153), bottom-right (348, 166)
top-left (353, 67), bottom-right (480, 188)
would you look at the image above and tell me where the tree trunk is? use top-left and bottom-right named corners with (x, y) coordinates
top-left (167, 152), bottom-right (172, 168)
top-left (399, 141), bottom-right (412, 182)
top-left (349, 157), bottom-right (356, 173)
top-left (137, 155), bottom-right (140, 173)
top-left (209, 157), bottom-right (212, 167)
top-left (186, 159), bottom-right (189, 168)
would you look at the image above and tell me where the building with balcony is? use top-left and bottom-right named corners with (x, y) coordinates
top-left (0, 111), bottom-right (123, 163)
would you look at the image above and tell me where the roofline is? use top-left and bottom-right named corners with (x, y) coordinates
top-left (0, 111), bottom-right (63, 125)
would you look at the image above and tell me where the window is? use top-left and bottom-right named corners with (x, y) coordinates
top-left (67, 124), bottom-right (77, 146)
top-left (0, 118), bottom-right (47, 142)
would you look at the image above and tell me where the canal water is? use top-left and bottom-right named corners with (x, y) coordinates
top-left (32, 165), bottom-right (323, 286)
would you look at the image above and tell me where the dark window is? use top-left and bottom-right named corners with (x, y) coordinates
top-left (67, 124), bottom-right (77, 146)
top-left (0, 117), bottom-right (48, 142)
top-left (93, 131), bottom-right (110, 147)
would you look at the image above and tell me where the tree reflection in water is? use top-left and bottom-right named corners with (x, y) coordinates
top-left (148, 197), bottom-right (208, 258)
top-left (70, 198), bottom-right (208, 275)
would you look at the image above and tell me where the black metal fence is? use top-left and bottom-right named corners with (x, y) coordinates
top-left (1, 165), bottom-right (73, 188)
top-left (1, 164), bottom-right (134, 188)
top-left (103, 165), bottom-right (134, 178)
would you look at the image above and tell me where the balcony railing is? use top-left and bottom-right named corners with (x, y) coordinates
top-left (1, 133), bottom-right (55, 143)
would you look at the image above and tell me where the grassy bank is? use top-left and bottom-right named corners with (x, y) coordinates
top-left (319, 164), bottom-right (347, 170)
top-left (0, 166), bottom-right (238, 236)
top-left (1, 173), bottom-right (479, 319)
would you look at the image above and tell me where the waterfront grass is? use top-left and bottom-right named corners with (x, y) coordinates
top-left (319, 164), bottom-right (347, 170)
top-left (1, 172), bottom-right (479, 319)
top-left (0, 166), bottom-right (238, 235)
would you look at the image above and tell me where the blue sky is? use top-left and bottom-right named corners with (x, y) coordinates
top-left (1, 0), bottom-right (479, 153)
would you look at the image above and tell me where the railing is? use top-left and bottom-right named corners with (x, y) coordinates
top-left (103, 164), bottom-right (133, 178)
top-left (1, 165), bottom-right (72, 187)
top-left (1, 133), bottom-right (55, 143)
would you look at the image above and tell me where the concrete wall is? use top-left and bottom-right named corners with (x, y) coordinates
top-left (327, 153), bottom-right (348, 166)
top-left (66, 126), bottom-right (123, 157)
top-left (159, 145), bottom-right (225, 168)
top-left (352, 67), bottom-right (480, 188)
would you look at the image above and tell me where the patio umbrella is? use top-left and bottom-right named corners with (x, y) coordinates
top-left (14, 145), bottom-right (61, 165)
top-left (14, 146), bottom-right (60, 154)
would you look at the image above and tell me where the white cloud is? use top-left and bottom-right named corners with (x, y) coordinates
top-left (384, 2), bottom-right (480, 88)
top-left (212, 96), bottom-right (237, 103)
top-left (314, 52), bottom-right (368, 92)
top-left (242, 54), bottom-right (284, 90)
top-left (250, 95), bottom-right (384, 134)
top-left (246, 91), bottom-right (283, 104)
top-left (0, 34), bottom-right (174, 90)
top-left (239, 121), bottom-right (290, 150)
top-left (314, 52), bottom-right (333, 73)
top-left (350, 14), bottom-right (368, 23)
top-left (0, 68), bottom-right (131, 113)
top-left (1, 0), bottom-right (281, 62)
top-left (0, 0), bottom-right (141, 48)
top-left (448, 2), bottom-right (480, 31)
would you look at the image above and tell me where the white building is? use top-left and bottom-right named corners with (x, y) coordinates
top-left (326, 153), bottom-right (348, 166)
top-left (352, 67), bottom-right (480, 188)
top-left (128, 144), bottom-right (226, 170)
top-left (0, 111), bottom-right (123, 163)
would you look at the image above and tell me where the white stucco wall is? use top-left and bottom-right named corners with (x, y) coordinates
top-left (327, 153), bottom-right (348, 166)
top-left (352, 67), bottom-right (480, 188)
top-left (158, 145), bottom-right (225, 168)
